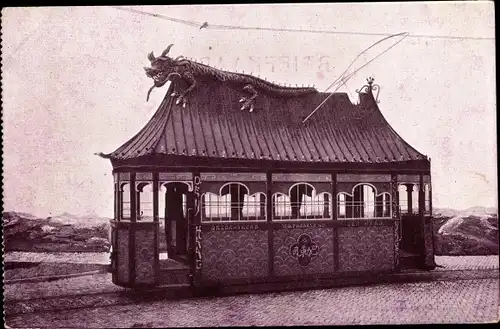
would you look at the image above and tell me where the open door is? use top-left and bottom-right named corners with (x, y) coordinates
top-left (164, 182), bottom-right (190, 264)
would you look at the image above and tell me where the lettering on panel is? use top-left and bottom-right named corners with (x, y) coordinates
top-left (159, 172), bottom-right (193, 181)
top-left (201, 172), bottom-right (266, 181)
top-left (272, 173), bottom-right (331, 182)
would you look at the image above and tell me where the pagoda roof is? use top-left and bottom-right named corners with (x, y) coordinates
top-left (100, 71), bottom-right (428, 171)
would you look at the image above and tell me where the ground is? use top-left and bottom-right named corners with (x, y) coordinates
top-left (6, 277), bottom-right (499, 327)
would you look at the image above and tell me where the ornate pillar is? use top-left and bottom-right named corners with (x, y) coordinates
top-left (391, 174), bottom-right (400, 271)
top-left (406, 183), bottom-right (413, 214)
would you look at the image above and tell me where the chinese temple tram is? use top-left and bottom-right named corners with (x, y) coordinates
top-left (98, 45), bottom-right (436, 291)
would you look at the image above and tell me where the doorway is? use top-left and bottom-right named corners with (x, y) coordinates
top-left (163, 182), bottom-right (191, 264)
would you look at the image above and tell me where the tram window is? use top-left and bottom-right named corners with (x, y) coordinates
top-left (273, 183), bottom-right (332, 220)
top-left (121, 183), bottom-right (131, 220)
top-left (202, 183), bottom-right (266, 222)
top-left (424, 184), bottom-right (431, 214)
top-left (337, 184), bottom-right (391, 219)
top-left (136, 182), bottom-right (154, 221)
top-left (398, 184), bottom-right (408, 214)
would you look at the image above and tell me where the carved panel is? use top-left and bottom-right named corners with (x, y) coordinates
top-left (274, 228), bottom-right (334, 276)
top-left (397, 174), bottom-right (420, 183)
top-left (272, 173), bottom-right (331, 182)
top-left (134, 229), bottom-right (156, 284)
top-left (337, 226), bottom-right (394, 272)
top-left (116, 227), bottom-right (129, 283)
top-left (201, 230), bottom-right (268, 282)
top-left (118, 172), bottom-right (131, 181)
top-left (201, 172), bottom-right (266, 181)
top-left (159, 172), bottom-right (193, 181)
top-left (337, 174), bottom-right (391, 183)
top-left (136, 172), bottom-right (153, 181)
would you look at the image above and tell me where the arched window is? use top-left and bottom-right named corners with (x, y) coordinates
top-left (273, 183), bottom-right (332, 220)
top-left (136, 183), bottom-right (154, 221)
top-left (202, 182), bottom-right (265, 222)
top-left (412, 184), bottom-right (419, 214)
top-left (337, 184), bottom-right (391, 219)
top-left (121, 183), bottom-right (131, 219)
top-left (398, 184), bottom-right (409, 214)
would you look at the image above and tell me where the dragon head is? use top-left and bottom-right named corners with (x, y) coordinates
top-left (144, 44), bottom-right (185, 101)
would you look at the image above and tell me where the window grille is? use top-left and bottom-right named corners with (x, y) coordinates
top-left (272, 183), bottom-right (332, 220)
top-left (202, 183), bottom-right (266, 222)
top-left (337, 184), bottom-right (391, 219)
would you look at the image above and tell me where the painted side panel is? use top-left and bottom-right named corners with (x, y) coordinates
top-left (273, 228), bottom-right (335, 276)
top-left (116, 227), bottom-right (130, 283)
top-left (134, 229), bottom-right (156, 284)
top-left (201, 230), bottom-right (268, 282)
top-left (337, 226), bottom-right (394, 272)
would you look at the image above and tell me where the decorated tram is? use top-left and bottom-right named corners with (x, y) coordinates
top-left (98, 45), bottom-right (436, 291)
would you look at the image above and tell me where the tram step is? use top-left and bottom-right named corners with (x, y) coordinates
top-left (158, 268), bottom-right (190, 285)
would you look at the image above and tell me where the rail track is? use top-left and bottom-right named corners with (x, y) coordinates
top-left (5, 268), bottom-right (499, 317)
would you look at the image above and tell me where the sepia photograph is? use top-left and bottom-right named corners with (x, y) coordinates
top-left (2, 2), bottom-right (498, 327)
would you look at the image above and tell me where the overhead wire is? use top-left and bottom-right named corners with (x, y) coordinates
top-left (302, 32), bottom-right (409, 123)
top-left (112, 6), bottom-right (495, 41)
top-left (111, 6), bottom-right (491, 123)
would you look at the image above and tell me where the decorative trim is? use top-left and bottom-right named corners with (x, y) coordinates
top-left (391, 174), bottom-right (400, 271)
top-left (397, 174), bottom-right (420, 183)
top-left (202, 222), bottom-right (266, 232)
top-left (136, 172), bottom-right (153, 181)
top-left (272, 173), bottom-right (331, 182)
top-left (201, 172), bottom-right (266, 181)
top-left (159, 172), bottom-right (193, 181)
top-left (160, 180), bottom-right (194, 192)
top-left (337, 174), bottom-right (391, 182)
top-left (119, 172), bottom-right (131, 181)
top-left (290, 234), bottom-right (319, 266)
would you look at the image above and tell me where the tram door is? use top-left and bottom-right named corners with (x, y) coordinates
top-left (164, 182), bottom-right (190, 263)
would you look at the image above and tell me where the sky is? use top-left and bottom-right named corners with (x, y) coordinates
top-left (1, 3), bottom-right (496, 218)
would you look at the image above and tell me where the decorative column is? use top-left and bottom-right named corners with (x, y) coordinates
top-left (421, 174), bottom-right (436, 269)
top-left (128, 172), bottom-right (137, 285)
top-left (406, 183), bottom-right (413, 214)
top-left (192, 172), bottom-right (202, 286)
top-left (153, 173), bottom-right (159, 283)
top-left (266, 172), bottom-right (274, 277)
top-left (391, 174), bottom-right (400, 271)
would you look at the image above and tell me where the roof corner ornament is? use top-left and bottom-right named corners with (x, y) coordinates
top-left (239, 84), bottom-right (258, 112)
top-left (355, 76), bottom-right (381, 103)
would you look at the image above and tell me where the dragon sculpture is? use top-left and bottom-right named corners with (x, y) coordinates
top-left (144, 44), bottom-right (317, 112)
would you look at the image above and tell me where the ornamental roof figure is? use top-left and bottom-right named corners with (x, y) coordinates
top-left (98, 46), bottom-right (428, 170)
